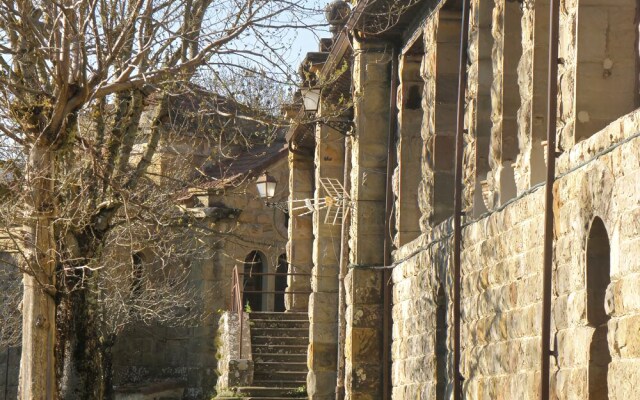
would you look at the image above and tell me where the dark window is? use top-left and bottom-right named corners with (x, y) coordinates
top-left (243, 251), bottom-right (265, 311)
top-left (586, 217), bottom-right (611, 400)
top-left (274, 254), bottom-right (288, 312)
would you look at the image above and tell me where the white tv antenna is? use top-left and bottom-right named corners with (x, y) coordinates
top-left (290, 177), bottom-right (351, 225)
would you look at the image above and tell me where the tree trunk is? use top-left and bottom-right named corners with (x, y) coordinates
top-left (19, 145), bottom-right (57, 400)
top-left (57, 287), bottom-right (104, 400)
top-left (102, 337), bottom-right (115, 400)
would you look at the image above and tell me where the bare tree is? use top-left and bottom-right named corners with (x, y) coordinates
top-left (0, 0), bottom-right (321, 398)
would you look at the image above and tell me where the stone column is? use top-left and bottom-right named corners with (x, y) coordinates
top-left (286, 151), bottom-right (314, 311)
top-left (467, 0), bottom-right (495, 216)
top-left (344, 40), bottom-right (392, 399)
top-left (307, 112), bottom-right (345, 400)
top-left (488, 0), bottom-right (522, 206)
top-left (515, 0), bottom-right (549, 193)
top-left (419, 10), bottom-right (462, 229)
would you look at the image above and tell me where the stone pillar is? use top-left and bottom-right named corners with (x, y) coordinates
top-left (344, 40), bottom-right (392, 399)
top-left (395, 54), bottom-right (424, 246)
top-left (419, 9), bottom-right (462, 229)
top-left (515, 0), bottom-right (549, 193)
top-left (307, 114), bottom-right (345, 400)
top-left (467, 0), bottom-right (495, 216)
top-left (286, 151), bottom-right (314, 311)
top-left (488, 0), bottom-right (522, 206)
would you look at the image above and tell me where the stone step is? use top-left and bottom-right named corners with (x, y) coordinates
top-left (235, 386), bottom-right (307, 397)
top-left (251, 336), bottom-right (308, 346)
top-left (250, 327), bottom-right (308, 338)
top-left (217, 397), bottom-right (306, 400)
top-left (254, 361), bottom-right (307, 373)
top-left (254, 370), bottom-right (307, 382)
top-left (252, 353), bottom-right (306, 363)
top-left (250, 319), bottom-right (309, 329)
top-left (248, 312), bottom-right (307, 321)
top-left (252, 344), bottom-right (307, 355)
top-left (252, 379), bottom-right (306, 388)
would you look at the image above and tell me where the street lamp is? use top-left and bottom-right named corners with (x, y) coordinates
top-left (255, 172), bottom-right (288, 213)
top-left (300, 87), bottom-right (320, 113)
top-left (255, 172), bottom-right (277, 200)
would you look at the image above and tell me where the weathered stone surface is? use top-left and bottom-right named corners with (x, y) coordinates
top-left (215, 312), bottom-right (253, 392)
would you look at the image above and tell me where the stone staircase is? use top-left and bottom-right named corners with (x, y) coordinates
top-left (222, 311), bottom-right (308, 399)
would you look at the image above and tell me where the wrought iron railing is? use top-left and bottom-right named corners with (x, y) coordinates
top-left (230, 265), bottom-right (244, 359)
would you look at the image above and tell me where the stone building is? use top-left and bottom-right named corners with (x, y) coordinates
top-left (0, 91), bottom-right (290, 400)
top-left (111, 140), bottom-right (290, 399)
top-left (286, 0), bottom-right (640, 399)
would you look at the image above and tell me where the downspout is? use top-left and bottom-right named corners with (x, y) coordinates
top-left (541, 0), bottom-right (560, 398)
top-left (453, 0), bottom-right (471, 398)
top-left (335, 135), bottom-right (351, 400)
top-left (383, 42), bottom-right (400, 400)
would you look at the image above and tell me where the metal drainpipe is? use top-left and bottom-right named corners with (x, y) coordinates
top-left (453, 0), bottom-right (471, 398)
top-left (541, 0), bottom-right (560, 398)
top-left (383, 42), bottom-right (400, 400)
top-left (336, 135), bottom-right (351, 400)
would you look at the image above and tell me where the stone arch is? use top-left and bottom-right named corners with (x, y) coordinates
top-left (274, 253), bottom-right (288, 312)
top-left (586, 216), bottom-right (611, 400)
top-left (574, 0), bottom-right (638, 142)
top-left (243, 250), bottom-right (267, 311)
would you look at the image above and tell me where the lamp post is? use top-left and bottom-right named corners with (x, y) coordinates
top-left (256, 172), bottom-right (288, 212)
top-left (255, 172), bottom-right (277, 200)
top-left (300, 87), bottom-right (354, 135)
top-left (300, 87), bottom-right (320, 113)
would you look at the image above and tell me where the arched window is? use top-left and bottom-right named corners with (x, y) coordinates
top-left (586, 217), bottom-right (611, 399)
top-left (274, 254), bottom-right (288, 312)
top-left (243, 251), bottom-right (266, 311)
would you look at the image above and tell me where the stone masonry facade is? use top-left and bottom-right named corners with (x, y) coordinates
top-left (288, 0), bottom-right (640, 399)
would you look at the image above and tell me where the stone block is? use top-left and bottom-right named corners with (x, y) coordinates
top-left (308, 340), bottom-right (338, 370)
top-left (347, 328), bottom-right (381, 364)
top-left (307, 370), bottom-right (338, 398)
top-left (345, 361), bottom-right (381, 396)
top-left (309, 292), bottom-right (339, 323)
top-left (309, 321), bottom-right (338, 345)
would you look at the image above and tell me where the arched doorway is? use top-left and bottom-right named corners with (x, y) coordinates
top-left (586, 217), bottom-right (611, 400)
top-left (243, 251), bottom-right (265, 311)
top-left (274, 254), bottom-right (288, 312)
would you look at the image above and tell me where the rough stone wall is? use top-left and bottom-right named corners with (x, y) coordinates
top-left (111, 248), bottom-right (221, 400)
top-left (0, 347), bottom-right (19, 400)
top-left (392, 109), bottom-right (640, 399)
top-left (391, 227), bottom-right (452, 399)
top-left (215, 312), bottom-right (253, 391)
